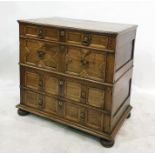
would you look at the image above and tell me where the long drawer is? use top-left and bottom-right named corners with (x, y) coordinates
top-left (21, 88), bottom-right (108, 132)
top-left (19, 23), bottom-right (116, 50)
top-left (20, 66), bottom-right (112, 111)
top-left (20, 38), bottom-right (115, 83)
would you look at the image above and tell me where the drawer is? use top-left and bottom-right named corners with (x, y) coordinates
top-left (20, 39), bottom-right (115, 83)
top-left (20, 39), bottom-right (60, 71)
top-left (65, 102), bottom-right (104, 131)
top-left (66, 30), bottom-right (110, 49)
top-left (20, 24), bottom-right (59, 41)
top-left (21, 66), bottom-right (112, 110)
top-left (21, 88), bottom-right (105, 131)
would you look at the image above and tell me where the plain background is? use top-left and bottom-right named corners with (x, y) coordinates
top-left (0, 0), bottom-right (155, 152)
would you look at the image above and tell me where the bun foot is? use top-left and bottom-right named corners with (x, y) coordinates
top-left (100, 138), bottom-right (114, 148)
top-left (127, 112), bottom-right (131, 119)
top-left (18, 109), bottom-right (29, 116)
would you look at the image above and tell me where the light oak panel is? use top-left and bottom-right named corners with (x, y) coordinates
top-left (25, 71), bottom-right (39, 90)
top-left (66, 30), bottom-right (109, 49)
top-left (64, 80), bottom-right (81, 102)
top-left (44, 75), bottom-right (59, 95)
top-left (65, 103), bottom-right (80, 122)
top-left (24, 90), bottom-right (40, 109)
top-left (20, 24), bottom-right (59, 41)
top-left (44, 96), bottom-right (57, 114)
top-left (86, 109), bottom-right (103, 130)
top-left (87, 87), bottom-right (105, 108)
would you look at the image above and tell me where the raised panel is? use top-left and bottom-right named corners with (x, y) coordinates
top-left (44, 27), bottom-right (59, 41)
top-left (91, 34), bottom-right (108, 48)
top-left (44, 75), bottom-right (59, 95)
top-left (65, 103), bottom-right (80, 122)
top-left (112, 69), bottom-right (132, 115)
top-left (25, 25), bottom-right (38, 37)
top-left (21, 24), bottom-right (59, 41)
top-left (66, 30), bottom-right (109, 49)
top-left (86, 51), bottom-right (106, 80)
top-left (24, 90), bottom-right (39, 108)
top-left (65, 47), bottom-right (81, 75)
top-left (21, 39), bottom-right (59, 70)
top-left (25, 71), bottom-right (39, 90)
top-left (65, 81), bottom-right (81, 102)
top-left (88, 87), bottom-right (105, 108)
top-left (65, 47), bottom-right (106, 81)
top-left (44, 96), bottom-right (57, 114)
top-left (86, 109), bottom-right (103, 130)
top-left (66, 31), bottom-right (82, 44)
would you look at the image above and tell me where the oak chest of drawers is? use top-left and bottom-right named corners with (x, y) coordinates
top-left (16, 17), bottom-right (137, 147)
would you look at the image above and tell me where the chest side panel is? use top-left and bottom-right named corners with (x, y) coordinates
top-left (115, 30), bottom-right (136, 72)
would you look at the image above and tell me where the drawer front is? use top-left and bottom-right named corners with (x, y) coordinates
top-left (21, 66), bottom-right (109, 109)
top-left (20, 24), bottom-right (59, 41)
top-left (20, 39), bottom-right (60, 70)
top-left (65, 102), bottom-right (104, 130)
top-left (20, 39), bottom-right (114, 83)
top-left (21, 88), bottom-right (104, 131)
top-left (64, 46), bottom-right (106, 81)
top-left (66, 30), bottom-right (109, 49)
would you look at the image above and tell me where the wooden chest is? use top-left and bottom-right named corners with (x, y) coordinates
top-left (16, 17), bottom-right (137, 147)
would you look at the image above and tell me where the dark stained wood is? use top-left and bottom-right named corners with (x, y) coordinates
top-left (17, 17), bottom-right (137, 147)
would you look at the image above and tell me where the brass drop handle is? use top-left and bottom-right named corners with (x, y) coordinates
top-left (39, 79), bottom-right (43, 88)
top-left (81, 91), bottom-right (86, 98)
top-left (81, 35), bottom-right (91, 46)
top-left (80, 111), bottom-right (85, 120)
top-left (59, 80), bottom-right (64, 86)
top-left (80, 59), bottom-right (89, 66)
top-left (60, 30), bottom-right (65, 37)
top-left (38, 98), bottom-right (43, 105)
top-left (58, 101), bottom-right (63, 106)
top-left (37, 50), bottom-right (45, 59)
top-left (38, 28), bottom-right (44, 39)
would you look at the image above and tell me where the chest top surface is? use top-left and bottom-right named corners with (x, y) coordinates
top-left (18, 17), bottom-right (137, 34)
